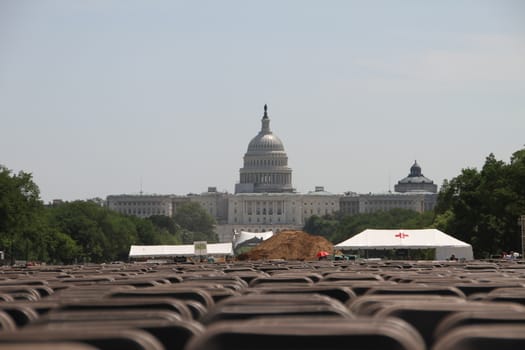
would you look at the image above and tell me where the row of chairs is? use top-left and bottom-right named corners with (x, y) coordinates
top-left (0, 259), bottom-right (525, 349)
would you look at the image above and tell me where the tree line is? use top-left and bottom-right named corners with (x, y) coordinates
top-left (0, 165), bottom-right (217, 264)
top-left (303, 147), bottom-right (525, 259)
top-left (1, 146), bottom-right (524, 262)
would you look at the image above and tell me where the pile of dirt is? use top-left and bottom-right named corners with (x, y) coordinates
top-left (239, 230), bottom-right (333, 261)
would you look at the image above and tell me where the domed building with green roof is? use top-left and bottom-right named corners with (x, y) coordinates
top-left (394, 161), bottom-right (438, 193)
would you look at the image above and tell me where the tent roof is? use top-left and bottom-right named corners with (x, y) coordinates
top-left (233, 230), bottom-right (273, 248)
top-left (335, 229), bottom-right (471, 249)
top-left (129, 242), bottom-right (233, 258)
top-left (207, 242), bottom-right (234, 255)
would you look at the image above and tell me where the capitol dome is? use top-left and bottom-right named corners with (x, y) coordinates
top-left (246, 104), bottom-right (285, 153)
top-left (235, 105), bottom-right (294, 194)
top-left (247, 133), bottom-right (285, 152)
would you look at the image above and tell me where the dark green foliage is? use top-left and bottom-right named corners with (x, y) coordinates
top-left (173, 202), bottom-right (218, 243)
top-left (0, 164), bottom-right (190, 263)
top-left (0, 166), bottom-right (45, 263)
top-left (303, 214), bottom-right (339, 240)
top-left (140, 215), bottom-right (182, 245)
top-left (46, 202), bottom-right (183, 262)
top-left (147, 215), bottom-right (179, 235)
top-left (434, 148), bottom-right (525, 258)
top-left (47, 201), bottom-right (131, 262)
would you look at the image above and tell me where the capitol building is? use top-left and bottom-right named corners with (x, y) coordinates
top-left (107, 106), bottom-right (438, 242)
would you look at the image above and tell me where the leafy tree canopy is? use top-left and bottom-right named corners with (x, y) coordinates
top-left (434, 148), bottom-right (525, 257)
top-left (173, 202), bottom-right (218, 243)
top-left (46, 201), bottom-right (183, 262)
top-left (0, 166), bottom-right (44, 263)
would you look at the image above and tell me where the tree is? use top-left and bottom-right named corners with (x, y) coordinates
top-left (173, 202), bottom-right (218, 243)
top-left (0, 164), bottom-right (222, 263)
top-left (0, 166), bottom-right (44, 263)
top-left (303, 214), bottom-right (339, 240)
top-left (434, 148), bottom-right (525, 257)
top-left (47, 201), bottom-right (134, 262)
top-left (100, 214), bottom-right (138, 261)
top-left (131, 215), bottom-right (181, 245)
top-left (43, 228), bottom-right (81, 264)
top-left (146, 215), bottom-right (183, 244)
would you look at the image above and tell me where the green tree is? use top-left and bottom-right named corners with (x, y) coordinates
top-left (146, 215), bottom-right (183, 243)
top-left (48, 201), bottom-right (124, 262)
top-left (0, 166), bottom-right (218, 263)
top-left (434, 149), bottom-right (525, 257)
top-left (147, 215), bottom-right (183, 244)
top-left (43, 228), bottom-right (81, 264)
top-left (100, 214), bottom-right (138, 261)
top-left (0, 166), bottom-right (44, 263)
top-left (132, 216), bottom-right (181, 245)
top-left (303, 214), bottom-right (339, 240)
top-left (148, 215), bottom-right (179, 235)
top-left (173, 202), bottom-right (218, 243)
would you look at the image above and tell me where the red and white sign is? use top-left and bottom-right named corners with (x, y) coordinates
top-left (395, 232), bottom-right (409, 239)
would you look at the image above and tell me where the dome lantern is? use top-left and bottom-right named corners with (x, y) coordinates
top-left (410, 161), bottom-right (422, 177)
top-left (261, 104), bottom-right (270, 132)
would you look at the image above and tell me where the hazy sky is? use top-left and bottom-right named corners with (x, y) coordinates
top-left (1, 0), bottom-right (524, 203)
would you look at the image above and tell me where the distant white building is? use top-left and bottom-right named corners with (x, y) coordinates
top-left (339, 161), bottom-right (437, 216)
top-left (106, 194), bottom-right (176, 218)
top-left (340, 191), bottom-right (437, 215)
top-left (106, 105), bottom-right (438, 242)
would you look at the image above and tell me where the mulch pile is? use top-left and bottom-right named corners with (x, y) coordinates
top-left (238, 230), bottom-right (333, 261)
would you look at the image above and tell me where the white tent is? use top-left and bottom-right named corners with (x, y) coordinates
top-left (233, 230), bottom-right (274, 248)
top-left (335, 229), bottom-right (473, 260)
top-left (207, 243), bottom-right (235, 255)
top-left (129, 242), bottom-right (233, 259)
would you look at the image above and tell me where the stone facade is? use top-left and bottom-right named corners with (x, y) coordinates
top-left (339, 192), bottom-right (437, 216)
top-left (106, 194), bottom-right (175, 218)
top-left (188, 187), bottom-right (229, 224)
top-left (301, 187), bottom-right (341, 220)
top-left (106, 106), bottom-right (439, 243)
top-left (106, 188), bottom-right (340, 242)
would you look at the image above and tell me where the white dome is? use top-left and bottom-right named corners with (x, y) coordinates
top-left (236, 105), bottom-right (294, 194)
top-left (247, 132), bottom-right (285, 153)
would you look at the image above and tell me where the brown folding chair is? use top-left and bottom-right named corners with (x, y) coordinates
top-left (0, 328), bottom-right (163, 350)
top-left (185, 317), bottom-right (425, 350)
top-left (432, 324), bottom-right (525, 350)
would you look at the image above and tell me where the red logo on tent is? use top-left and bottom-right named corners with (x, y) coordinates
top-left (395, 232), bottom-right (409, 239)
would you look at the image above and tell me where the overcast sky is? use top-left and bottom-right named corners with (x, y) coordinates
top-left (1, 0), bottom-right (524, 203)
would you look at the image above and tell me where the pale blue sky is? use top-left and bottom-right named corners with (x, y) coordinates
top-left (1, 0), bottom-right (524, 202)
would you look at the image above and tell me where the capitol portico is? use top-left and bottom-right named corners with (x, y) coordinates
top-left (106, 105), bottom-right (438, 242)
